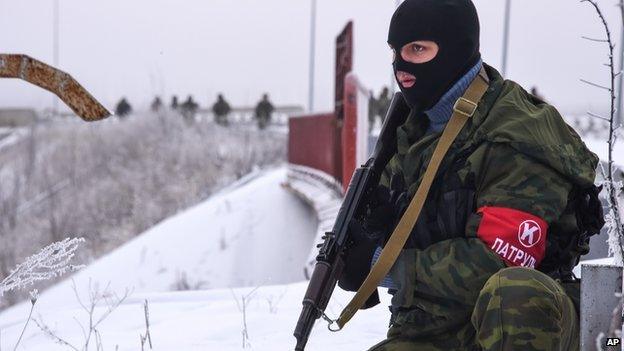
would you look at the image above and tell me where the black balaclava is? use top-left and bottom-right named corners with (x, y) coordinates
top-left (388, 0), bottom-right (481, 110)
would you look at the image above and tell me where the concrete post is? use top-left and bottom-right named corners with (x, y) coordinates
top-left (581, 264), bottom-right (622, 350)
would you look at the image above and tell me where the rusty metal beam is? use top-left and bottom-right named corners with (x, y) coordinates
top-left (0, 54), bottom-right (111, 121)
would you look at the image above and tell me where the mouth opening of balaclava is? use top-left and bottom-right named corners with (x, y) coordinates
top-left (388, 0), bottom-right (481, 111)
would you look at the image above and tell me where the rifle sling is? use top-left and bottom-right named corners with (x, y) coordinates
top-left (336, 67), bottom-right (490, 329)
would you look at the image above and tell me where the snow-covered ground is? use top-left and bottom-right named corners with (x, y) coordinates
top-left (0, 167), bottom-right (389, 351)
top-left (0, 125), bottom-right (621, 350)
top-left (0, 282), bottom-right (391, 351)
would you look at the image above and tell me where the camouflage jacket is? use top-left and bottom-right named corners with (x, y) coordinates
top-left (378, 64), bottom-right (598, 331)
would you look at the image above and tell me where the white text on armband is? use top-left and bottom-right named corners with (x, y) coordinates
top-left (491, 238), bottom-right (537, 268)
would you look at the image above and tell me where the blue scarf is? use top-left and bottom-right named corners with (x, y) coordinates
top-left (425, 60), bottom-right (483, 133)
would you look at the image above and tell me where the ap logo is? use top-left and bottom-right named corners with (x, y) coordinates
top-left (518, 220), bottom-right (542, 248)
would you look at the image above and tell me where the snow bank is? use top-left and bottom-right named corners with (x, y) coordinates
top-left (0, 167), bottom-right (318, 334)
top-left (0, 166), bottom-right (394, 351)
top-left (0, 282), bottom-right (391, 351)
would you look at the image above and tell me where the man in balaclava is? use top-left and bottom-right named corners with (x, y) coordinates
top-left (352, 0), bottom-right (603, 350)
top-left (388, 0), bottom-right (480, 113)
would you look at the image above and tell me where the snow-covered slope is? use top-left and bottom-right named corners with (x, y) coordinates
top-left (50, 167), bottom-right (313, 294)
top-left (2, 167), bottom-right (380, 351)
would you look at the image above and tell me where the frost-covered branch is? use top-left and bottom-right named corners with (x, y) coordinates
top-left (587, 110), bottom-right (611, 121)
top-left (35, 282), bottom-right (129, 351)
top-left (582, 0), bottom-right (624, 265)
top-left (12, 290), bottom-right (38, 351)
top-left (139, 299), bottom-right (153, 350)
top-left (581, 78), bottom-right (613, 92)
top-left (582, 0), bottom-right (624, 345)
top-left (265, 287), bottom-right (288, 314)
top-left (34, 317), bottom-right (79, 351)
top-left (0, 237), bottom-right (85, 296)
top-left (582, 35), bottom-right (610, 43)
top-left (231, 287), bottom-right (259, 349)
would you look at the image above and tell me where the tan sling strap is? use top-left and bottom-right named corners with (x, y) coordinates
top-left (335, 67), bottom-right (490, 329)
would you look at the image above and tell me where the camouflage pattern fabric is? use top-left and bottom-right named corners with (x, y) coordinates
top-left (369, 266), bottom-right (578, 351)
top-left (367, 64), bottom-right (596, 350)
top-left (472, 267), bottom-right (579, 351)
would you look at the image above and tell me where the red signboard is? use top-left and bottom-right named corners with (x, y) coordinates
top-left (342, 74), bottom-right (358, 191)
top-left (288, 113), bottom-right (342, 181)
top-left (287, 21), bottom-right (357, 187)
top-left (335, 21), bottom-right (353, 120)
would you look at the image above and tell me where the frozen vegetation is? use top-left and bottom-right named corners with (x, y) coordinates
top-left (0, 167), bottom-right (352, 351)
top-left (0, 112), bottom-right (287, 306)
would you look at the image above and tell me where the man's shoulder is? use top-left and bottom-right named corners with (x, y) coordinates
top-left (473, 76), bottom-right (598, 187)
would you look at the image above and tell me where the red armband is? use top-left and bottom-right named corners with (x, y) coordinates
top-left (476, 206), bottom-right (547, 268)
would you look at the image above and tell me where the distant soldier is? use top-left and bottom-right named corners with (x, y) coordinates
top-left (531, 86), bottom-right (546, 102)
top-left (254, 93), bottom-right (275, 129)
top-left (212, 94), bottom-right (231, 126)
top-left (170, 95), bottom-right (179, 111)
top-left (180, 95), bottom-right (199, 123)
top-left (115, 97), bottom-right (132, 118)
top-left (376, 86), bottom-right (391, 123)
top-left (150, 96), bottom-right (163, 112)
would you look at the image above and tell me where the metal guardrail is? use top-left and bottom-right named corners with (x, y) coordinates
top-left (51, 105), bottom-right (305, 126)
top-left (282, 164), bottom-right (343, 279)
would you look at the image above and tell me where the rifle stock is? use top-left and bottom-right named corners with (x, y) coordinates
top-left (293, 93), bottom-right (409, 350)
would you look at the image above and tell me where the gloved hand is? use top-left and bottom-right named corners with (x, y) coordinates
top-left (353, 174), bottom-right (411, 244)
top-left (576, 185), bottom-right (605, 235)
top-left (341, 174), bottom-right (410, 293)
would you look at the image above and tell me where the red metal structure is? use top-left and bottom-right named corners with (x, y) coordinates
top-left (288, 113), bottom-right (342, 181)
top-left (335, 21), bottom-right (353, 121)
top-left (288, 21), bottom-right (368, 191)
top-left (341, 73), bottom-right (370, 191)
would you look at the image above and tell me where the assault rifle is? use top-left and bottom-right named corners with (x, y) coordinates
top-left (293, 93), bottom-right (410, 351)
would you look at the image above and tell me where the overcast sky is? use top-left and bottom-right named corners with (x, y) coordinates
top-left (0, 0), bottom-right (622, 115)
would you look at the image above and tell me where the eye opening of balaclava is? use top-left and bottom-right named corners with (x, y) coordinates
top-left (388, 0), bottom-right (481, 111)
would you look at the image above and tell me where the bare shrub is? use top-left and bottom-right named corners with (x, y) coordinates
top-left (231, 287), bottom-right (260, 349)
top-left (139, 299), bottom-right (153, 350)
top-left (34, 280), bottom-right (130, 351)
top-left (0, 238), bottom-right (84, 296)
top-left (171, 270), bottom-right (206, 291)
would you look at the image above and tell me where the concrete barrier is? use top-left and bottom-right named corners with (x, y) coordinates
top-left (0, 108), bottom-right (37, 127)
top-left (581, 264), bottom-right (622, 350)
